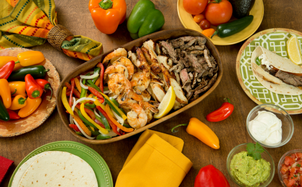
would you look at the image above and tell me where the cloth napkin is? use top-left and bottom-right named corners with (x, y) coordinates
top-left (115, 129), bottom-right (193, 187)
top-left (0, 0), bottom-right (102, 61)
top-left (0, 155), bottom-right (14, 184)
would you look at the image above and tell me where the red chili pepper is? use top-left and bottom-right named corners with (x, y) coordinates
top-left (25, 74), bottom-right (43, 99)
top-left (36, 79), bottom-right (53, 100)
top-left (0, 61), bottom-right (15, 79)
top-left (69, 78), bottom-right (75, 107)
top-left (96, 105), bottom-right (120, 135)
top-left (88, 86), bottom-right (104, 103)
top-left (7, 109), bottom-right (20, 120)
top-left (69, 124), bottom-right (80, 132)
top-left (65, 82), bottom-right (81, 98)
top-left (206, 98), bottom-right (234, 122)
top-left (97, 62), bottom-right (104, 92)
top-left (194, 165), bottom-right (230, 187)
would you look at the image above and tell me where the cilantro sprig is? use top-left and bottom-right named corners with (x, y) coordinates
top-left (246, 142), bottom-right (264, 160)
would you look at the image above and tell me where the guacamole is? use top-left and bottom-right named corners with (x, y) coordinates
top-left (230, 151), bottom-right (270, 187)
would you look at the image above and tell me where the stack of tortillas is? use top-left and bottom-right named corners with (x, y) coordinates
top-left (11, 151), bottom-right (98, 187)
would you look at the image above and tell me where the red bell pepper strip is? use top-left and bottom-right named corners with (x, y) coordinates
top-left (7, 109), bottom-right (20, 120)
top-left (75, 104), bottom-right (95, 120)
top-left (206, 98), bottom-right (234, 122)
top-left (69, 124), bottom-right (81, 132)
top-left (0, 61), bottom-right (15, 79)
top-left (97, 62), bottom-right (104, 92)
top-left (65, 82), bottom-right (81, 98)
top-left (94, 118), bottom-right (106, 129)
top-left (194, 165), bottom-right (230, 187)
top-left (96, 105), bottom-right (120, 135)
top-left (25, 74), bottom-right (43, 99)
top-left (36, 79), bottom-right (53, 100)
top-left (69, 78), bottom-right (75, 106)
top-left (88, 86), bottom-right (104, 103)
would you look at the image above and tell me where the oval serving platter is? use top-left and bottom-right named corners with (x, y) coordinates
top-left (57, 29), bottom-right (223, 144)
top-left (236, 28), bottom-right (302, 115)
top-left (0, 48), bottom-right (60, 137)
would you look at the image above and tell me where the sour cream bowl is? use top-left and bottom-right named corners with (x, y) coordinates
top-left (246, 104), bottom-right (294, 148)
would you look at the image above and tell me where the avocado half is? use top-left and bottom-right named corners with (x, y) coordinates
top-left (229, 0), bottom-right (255, 19)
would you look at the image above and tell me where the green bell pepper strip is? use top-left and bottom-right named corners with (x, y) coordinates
top-left (100, 92), bottom-right (127, 120)
top-left (95, 112), bottom-right (111, 130)
top-left (127, 0), bottom-right (165, 39)
top-left (96, 133), bottom-right (111, 140)
top-left (255, 57), bottom-right (261, 65)
top-left (92, 67), bottom-right (101, 84)
top-left (77, 109), bottom-right (99, 134)
top-left (0, 100), bottom-right (9, 121)
top-left (85, 102), bottom-right (96, 109)
top-left (80, 79), bottom-right (87, 98)
top-left (87, 80), bottom-right (101, 92)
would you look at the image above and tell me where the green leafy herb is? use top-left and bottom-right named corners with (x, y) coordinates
top-left (255, 57), bottom-right (262, 65)
top-left (297, 164), bottom-right (301, 167)
top-left (294, 174), bottom-right (297, 178)
top-left (246, 142), bottom-right (264, 160)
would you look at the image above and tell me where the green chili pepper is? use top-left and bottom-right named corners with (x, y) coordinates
top-left (95, 111), bottom-right (111, 130)
top-left (8, 65), bottom-right (49, 81)
top-left (96, 133), bottom-right (111, 140)
top-left (255, 57), bottom-right (262, 65)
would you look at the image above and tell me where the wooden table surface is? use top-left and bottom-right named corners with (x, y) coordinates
top-left (1, 0), bottom-right (302, 186)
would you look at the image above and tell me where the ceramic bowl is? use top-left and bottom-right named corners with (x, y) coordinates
top-left (226, 143), bottom-right (275, 187)
top-left (56, 29), bottom-right (222, 144)
top-left (246, 104), bottom-right (294, 148)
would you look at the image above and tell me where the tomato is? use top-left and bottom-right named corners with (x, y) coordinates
top-left (204, 0), bottom-right (233, 26)
top-left (281, 153), bottom-right (302, 187)
top-left (284, 156), bottom-right (295, 166)
top-left (280, 164), bottom-right (289, 174)
top-left (183, 0), bottom-right (208, 15)
top-left (199, 19), bottom-right (211, 30)
top-left (193, 14), bottom-right (205, 24)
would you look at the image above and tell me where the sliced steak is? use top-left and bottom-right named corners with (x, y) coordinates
top-left (180, 68), bottom-right (190, 85)
top-left (160, 41), bottom-right (177, 62)
top-left (275, 70), bottom-right (302, 87)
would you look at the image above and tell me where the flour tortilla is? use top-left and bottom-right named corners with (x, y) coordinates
top-left (12, 151), bottom-right (98, 187)
top-left (251, 46), bottom-right (302, 95)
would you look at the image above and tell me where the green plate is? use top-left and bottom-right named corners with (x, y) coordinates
top-left (8, 141), bottom-right (113, 187)
top-left (236, 28), bottom-right (302, 115)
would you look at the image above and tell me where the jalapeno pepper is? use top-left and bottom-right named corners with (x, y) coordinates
top-left (8, 65), bottom-right (49, 81)
top-left (206, 98), bottom-right (234, 122)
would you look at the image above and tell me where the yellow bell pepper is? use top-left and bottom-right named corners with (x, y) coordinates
top-left (9, 95), bottom-right (27, 110)
top-left (0, 79), bottom-right (12, 108)
top-left (74, 77), bottom-right (82, 93)
top-left (100, 92), bottom-right (127, 120)
top-left (17, 51), bottom-right (45, 66)
top-left (18, 97), bottom-right (42, 118)
top-left (61, 87), bottom-right (74, 115)
top-left (80, 102), bottom-right (108, 134)
top-left (8, 81), bottom-right (26, 97)
top-left (0, 56), bottom-right (22, 71)
top-left (73, 113), bottom-right (92, 137)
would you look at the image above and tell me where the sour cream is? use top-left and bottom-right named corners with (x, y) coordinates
top-left (248, 111), bottom-right (282, 146)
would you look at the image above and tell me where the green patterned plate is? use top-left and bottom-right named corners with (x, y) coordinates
top-left (8, 141), bottom-right (113, 187)
top-left (236, 28), bottom-right (302, 115)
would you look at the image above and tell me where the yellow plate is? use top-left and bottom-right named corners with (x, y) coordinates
top-left (177, 0), bottom-right (264, 45)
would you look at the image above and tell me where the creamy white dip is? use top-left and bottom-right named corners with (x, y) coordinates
top-left (258, 54), bottom-right (272, 70)
top-left (248, 111), bottom-right (282, 146)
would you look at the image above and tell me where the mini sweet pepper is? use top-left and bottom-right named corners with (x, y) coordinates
top-left (89, 0), bottom-right (127, 34)
top-left (127, 0), bottom-right (165, 39)
top-left (194, 165), bottom-right (230, 187)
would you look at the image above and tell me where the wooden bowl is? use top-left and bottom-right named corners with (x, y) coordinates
top-left (56, 29), bottom-right (223, 144)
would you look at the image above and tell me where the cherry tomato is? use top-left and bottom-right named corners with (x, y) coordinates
top-left (204, 0), bottom-right (233, 26)
top-left (183, 0), bottom-right (208, 15)
top-left (199, 19), bottom-right (211, 30)
top-left (193, 14), bottom-right (205, 24)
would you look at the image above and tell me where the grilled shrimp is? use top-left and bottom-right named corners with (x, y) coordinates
top-left (112, 57), bottom-right (134, 79)
top-left (104, 64), bottom-right (128, 80)
top-left (108, 74), bottom-right (131, 96)
top-left (126, 91), bottom-right (159, 114)
top-left (136, 48), bottom-right (151, 77)
top-left (131, 71), bottom-right (150, 94)
top-left (102, 48), bottom-right (127, 65)
top-left (123, 103), bottom-right (148, 129)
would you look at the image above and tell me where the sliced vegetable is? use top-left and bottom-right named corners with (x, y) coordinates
top-left (73, 114), bottom-right (93, 138)
top-left (96, 133), bottom-right (111, 140)
top-left (80, 77), bottom-right (89, 90)
top-left (36, 79), bottom-right (53, 100)
top-left (77, 109), bottom-right (98, 130)
top-left (18, 97), bottom-right (42, 118)
top-left (65, 82), bottom-right (81, 98)
top-left (71, 97), bottom-right (96, 112)
top-left (17, 51), bottom-right (45, 66)
top-left (0, 79), bottom-right (12, 108)
top-left (69, 78), bottom-right (75, 106)
top-left (7, 109), bottom-right (21, 120)
top-left (96, 62), bottom-right (104, 92)
top-left (100, 92), bottom-right (127, 120)
top-left (0, 61), bottom-right (15, 79)
top-left (206, 98), bottom-right (234, 122)
top-left (96, 105), bottom-right (120, 135)
top-left (62, 87), bottom-right (74, 115)
top-left (8, 81), bottom-right (26, 97)
top-left (69, 124), bottom-right (81, 132)
top-left (8, 65), bottom-right (49, 81)
top-left (9, 95), bottom-right (27, 110)
top-left (94, 109), bottom-right (111, 130)
top-left (25, 74), bottom-right (43, 99)
top-left (194, 165), bottom-right (230, 187)
top-left (88, 86), bottom-right (104, 103)
top-left (74, 77), bottom-right (82, 93)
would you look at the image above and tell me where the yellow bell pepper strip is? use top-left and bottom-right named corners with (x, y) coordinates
top-left (18, 97), bottom-right (42, 118)
top-left (8, 81), bottom-right (26, 97)
top-left (74, 77), bottom-right (82, 93)
top-left (17, 51), bottom-right (45, 66)
top-left (172, 118), bottom-right (220, 149)
top-left (61, 87), bottom-right (74, 116)
top-left (100, 92), bottom-right (127, 120)
top-left (105, 104), bottom-right (134, 133)
top-left (73, 114), bottom-right (92, 137)
top-left (0, 56), bottom-right (22, 71)
top-left (9, 95), bottom-right (27, 110)
top-left (0, 79), bottom-right (12, 108)
top-left (80, 102), bottom-right (108, 134)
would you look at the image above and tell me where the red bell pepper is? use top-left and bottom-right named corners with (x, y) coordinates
top-left (36, 79), bottom-right (53, 100)
top-left (88, 86), bottom-right (104, 103)
top-left (69, 124), bottom-right (80, 132)
top-left (69, 78), bottom-right (75, 106)
top-left (97, 62), bottom-right (104, 92)
top-left (7, 109), bottom-right (20, 120)
top-left (0, 61), bottom-right (15, 79)
top-left (65, 82), bottom-right (81, 98)
top-left (25, 74), bottom-right (43, 99)
top-left (96, 105), bottom-right (120, 135)
top-left (206, 98), bottom-right (234, 122)
top-left (194, 165), bottom-right (230, 187)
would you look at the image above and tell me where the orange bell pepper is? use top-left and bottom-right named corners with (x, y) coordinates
top-left (0, 79), bottom-right (12, 108)
top-left (88, 0), bottom-right (127, 34)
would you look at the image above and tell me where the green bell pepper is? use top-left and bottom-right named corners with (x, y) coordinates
top-left (127, 0), bottom-right (165, 39)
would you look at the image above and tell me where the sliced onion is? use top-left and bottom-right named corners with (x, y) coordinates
top-left (80, 71), bottom-right (99, 79)
top-left (99, 129), bottom-right (117, 137)
top-left (113, 110), bottom-right (124, 125)
top-left (73, 119), bottom-right (95, 140)
top-left (69, 114), bottom-right (74, 124)
top-left (94, 108), bottom-right (101, 118)
top-left (80, 77), bottom-right (88, 89)
top-left (71, 97), bottom-right (96, 111)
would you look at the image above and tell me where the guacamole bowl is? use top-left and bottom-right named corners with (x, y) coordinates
top-left (226, 143), bottom-right (275, 187)
top-left (246, 104), bottom-right (294, 148)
